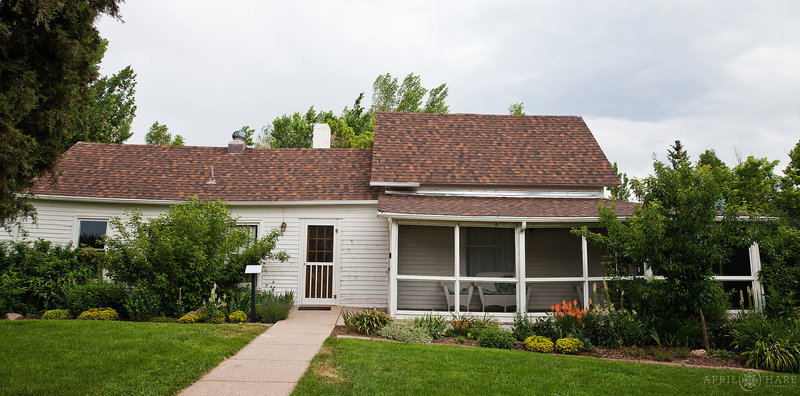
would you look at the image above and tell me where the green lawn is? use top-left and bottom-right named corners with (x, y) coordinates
top-left (294, 338), bottom-right (800, 395)
top-left (0, 320), bottom-right (266, 395)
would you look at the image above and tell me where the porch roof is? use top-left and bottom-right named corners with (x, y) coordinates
top-left (377, 194), bottom-right (637, 219)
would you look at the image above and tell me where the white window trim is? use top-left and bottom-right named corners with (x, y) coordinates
top-left (73, 217), bottom-right (110, 249)
top-left (236, 220), bottom-right (263, 240)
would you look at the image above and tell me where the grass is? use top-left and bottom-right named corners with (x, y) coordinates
top-left (294, 338), bottom-right (800, 395)
top-left (0, 320), bottom-right (266, 395)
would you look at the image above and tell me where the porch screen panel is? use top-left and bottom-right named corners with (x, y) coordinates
top-left (526, 282), bottom-right (583, 313)
top-left (587, 228), bottom-right (609, 277)
top-left (398, 225), bottom-right (454, 276)
top-left (397, 280), bottom-right (460, 312)
top-left (526, 228), bottom-right (581, 277)
top-left (465, 227), bottom-right (514, 276)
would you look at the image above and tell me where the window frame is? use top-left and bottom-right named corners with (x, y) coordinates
top-left (236, 221), bottom-right (261, 248)
top-left (73, 217), bottom-right (110, 250)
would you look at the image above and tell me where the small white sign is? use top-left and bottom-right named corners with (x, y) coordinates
top-left (244, 265), bottom-right (262, 274)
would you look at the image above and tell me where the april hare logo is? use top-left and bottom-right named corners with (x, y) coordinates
top-left (739, 370), bottom-right (762, 392)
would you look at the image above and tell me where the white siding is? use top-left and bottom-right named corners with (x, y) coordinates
top-left (1, 199), bottom-right (389, 308)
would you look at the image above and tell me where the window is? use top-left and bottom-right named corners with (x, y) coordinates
top-left (238, 224), bottom-right (258, 247)
top-left (307, 225), bottom-right (334, 262)
top-left (466, 227), bottom-right (514, 276)
top-left (78, 220), bottom-right (107, 249)
top-left (713, 247), bottom-right (751, 276)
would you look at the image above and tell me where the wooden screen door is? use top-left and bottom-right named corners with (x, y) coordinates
top-left (302, 224), bottom-right (337, 305)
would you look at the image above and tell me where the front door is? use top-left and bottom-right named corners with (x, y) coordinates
top-left (302, 224), bottom-right (338, 305)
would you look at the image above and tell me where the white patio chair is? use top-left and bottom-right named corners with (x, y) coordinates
top-left (475, 272), bottom-right (517, 312)
top-left (441, 282), bottom-right (474, 312)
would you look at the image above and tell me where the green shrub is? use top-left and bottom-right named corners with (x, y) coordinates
top-left (646, 317), bottom-right (702, 348)
top-left (649, 348), bottom-right (673, 362)
top-left (731, 314), bottom-right (800, 373)
top-left (77, 307), bottom-right (118, 321)
top-left (378, 320), bottom-right (432, 343)
top-left (42, 309), bottom-right (71, 320)
top-left (200, 308), bottom-right (226, 324)
top-left (177, 313), bottom-right (200, 323)
top-left (65, 282), bottom-right (127, 318)
top-left (512, 313), bottom-right (558, 341)
top-left (228, 310), bottom-right (248, 323)
top-left (524, 335), bottom-right (554, 353)
top-left (124, 286), bottom-right (161, 322)
top-left (621, 346), bottom-right (648, 359)
top-left (582, 302), bottom-right (645, 348)
top-left (0, 240), bottom-right (105, 315)
top-left (104, 198), bottom-right (289, 317)
top-left (476, 326), bottom-right (515, 349)
top-left (149, 317), bottom-right (177, 323)
top-left (343, 309), bottom-right (391, 335)
top-left (255, 290), bottom-right (294, 323)
top-left (224, 286), bottom-right (251, 315)
top-left (413, 311), bottom-right (447, 339)
top-left (555, 337), bottom-right (584, 354)
top-left (674, 347), bottom-right (690, 359)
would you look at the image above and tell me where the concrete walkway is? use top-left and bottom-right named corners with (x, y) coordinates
top-left (180, 306), bottom-right (342, 396)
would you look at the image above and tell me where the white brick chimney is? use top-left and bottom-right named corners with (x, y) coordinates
top-left (312, 123), bottom-right (331, 148)
top-left (228, 129), bottom-right (246, 154)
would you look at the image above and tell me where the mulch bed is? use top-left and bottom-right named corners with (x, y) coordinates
top-left (331, 325), bottom-right (747, 370)
top-left (582, 346), bottom-right (747, 370)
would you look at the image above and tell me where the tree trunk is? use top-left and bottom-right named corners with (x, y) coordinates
top-left (699, 307), bottom-right (710, 351)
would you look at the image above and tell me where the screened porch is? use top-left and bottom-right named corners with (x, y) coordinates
top-left (387, 221), bottom-right (762, 322)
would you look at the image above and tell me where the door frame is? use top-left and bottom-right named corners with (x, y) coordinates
top-left (298, 219), bottom-right (341, 305)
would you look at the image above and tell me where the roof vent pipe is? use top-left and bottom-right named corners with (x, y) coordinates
top-left (228, 129), bottom-right (246, 154)
top-left (312, 123), bottom-right (331, 148)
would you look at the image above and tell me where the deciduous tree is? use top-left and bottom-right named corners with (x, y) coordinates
top-left (508, 102), bottom-right (525, 115)
top-left (105, 198), bottom-right (288, 316)
top-left (145, 121), bottom-right (184, 146)
top-left (71, 64), bottom-right (137, 145)
top-left (268, 107), bottom-right (333, 148)
top-left (576, 144), bottom-right (750, 349)
top-left (609, 162), bottom-right (631, 201)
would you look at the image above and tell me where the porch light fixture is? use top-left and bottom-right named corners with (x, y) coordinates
top-left (280, 222), bottom-right (287, 233)
top-left (244, 265), bottom-right (262, 322)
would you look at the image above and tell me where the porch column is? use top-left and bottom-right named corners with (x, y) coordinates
top-left (454, 224), bottom-right (461, 314)
top-left (388, 219), bottom-right (398, 316)
top-left (517, 222), bottom-right (527, 313)
top-left (749, 243), bottom-right (764, 310)
top-left (582, 235), bottom-right (589, 309)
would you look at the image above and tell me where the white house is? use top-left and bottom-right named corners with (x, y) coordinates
top-left (1, 112), bottom-right (762, 321)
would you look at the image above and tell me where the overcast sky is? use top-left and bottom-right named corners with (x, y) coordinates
top-left (96, 1), bottom-right (800, 179)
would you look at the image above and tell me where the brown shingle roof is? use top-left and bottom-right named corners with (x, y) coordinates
top-left (378, 194), bottom-right (637, 218)
top-left (32, 142), bottom-right (379, 201)
top-left (371, 112), bottom-right (621, 187)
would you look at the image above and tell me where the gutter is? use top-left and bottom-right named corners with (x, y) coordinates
top-left (29, 194), bottom-right (378, 207)
top-left (377, 211), bottom-right (630, 223)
